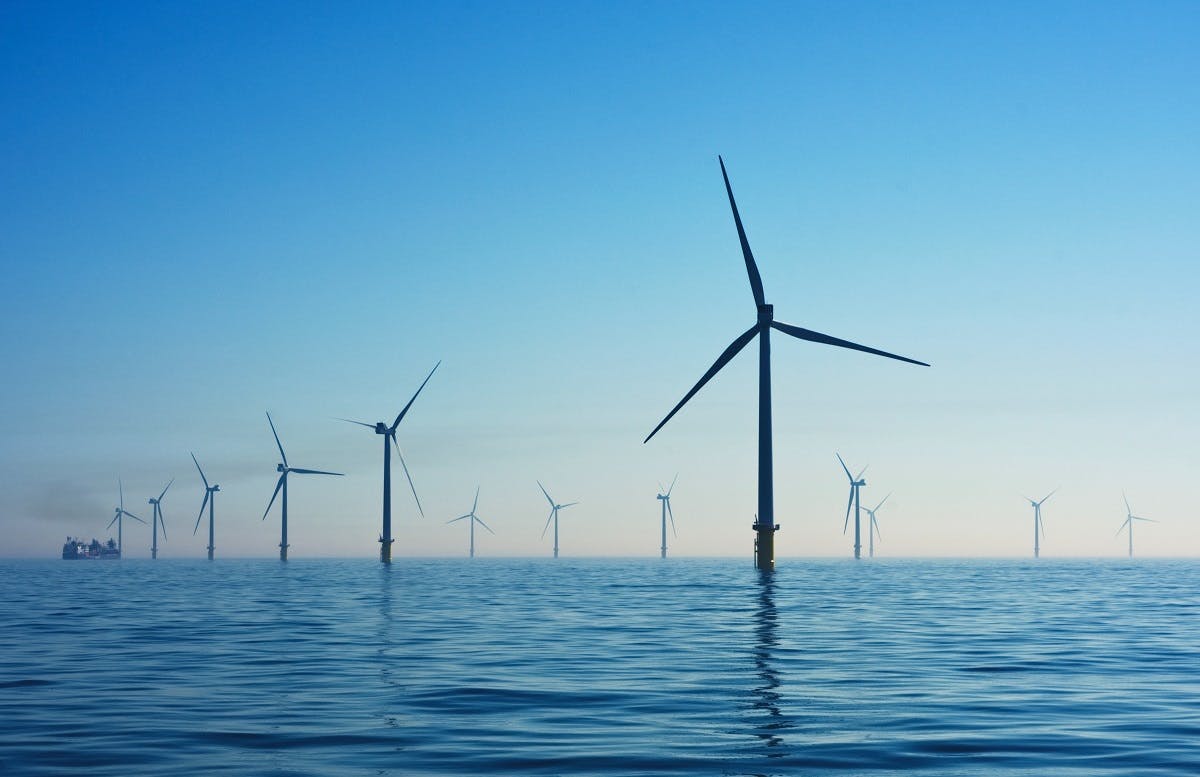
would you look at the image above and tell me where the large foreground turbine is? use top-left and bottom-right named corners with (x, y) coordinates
top-left (644, 157), bottom-right (929, 569)
top-left (339, 362), bottom-right (439, 563)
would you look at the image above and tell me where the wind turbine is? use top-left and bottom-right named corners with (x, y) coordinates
top-left (643, 157), bottom-right (929, 570)
top-left (106, 479), bottom-right (145, 557)
top-left (191, 452), bottom-right (220, 560)
top-left (1117, 493), bottom-right (1157, 558)
top-left (538, 481), bottom-right (578, 558)
top-left (837, 454), bottom-right (868, 559)
top-left (862, 493), bottom-right (890, 559)
top-left (263, 412), bottom-right (343, 561)
top-left (656, 475), bottom-right (678, 558)
top-left (1023, 489), bottom-right (1056, 558)
top-left (147, 479), bottom-right (173, 559)
top-left (447, 486), bottom-right (494, 558)
top-left (338, 362), bottom-right (438, 563)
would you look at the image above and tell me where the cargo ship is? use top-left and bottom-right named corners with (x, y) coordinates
top-left (62, 537), bottom-right (120, 559)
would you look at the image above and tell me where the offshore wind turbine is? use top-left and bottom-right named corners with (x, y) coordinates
top-left (538, 481), bottom-right (577, 558)
top-left (838, 454), bottom-right (868, 559)
top-left (862, 493), bottom-right (890, 559)
top-left (263, 412), bottom-right (343, 561)
top-left (338, 362), bottom-right (439, 563)
top-left (106, 479), bottom-right (146, 557)
top-left (190, 453), bottom-right (220, 560)
top-left (656, 475), bottom-right (678, 558)
top-left (147, 479), bottom-right (173, 559)
top-left (447, 487), bottom-right (494, 558)
top-left (1024, 489), bottom-right (1056, 558)
top-left (1117, 493), bottom-right (1157, 558)
top-left (643, 157), bottom-right (929, 570)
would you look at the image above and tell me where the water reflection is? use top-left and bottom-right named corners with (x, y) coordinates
top-left (749, 570), bottom-right (789, 759)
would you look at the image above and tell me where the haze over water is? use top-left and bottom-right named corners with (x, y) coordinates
top-left (2, 557), bottom-right (1196, 775)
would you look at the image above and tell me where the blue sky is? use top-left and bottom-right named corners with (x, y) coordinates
top-left (2, 1), bottom-right (1197, 558)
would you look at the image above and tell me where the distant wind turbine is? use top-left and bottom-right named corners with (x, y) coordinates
top-left (264, 412), bottom-right (343, 561)
top-left (447, 486), bottom-right (494, 558)
top-left (147, 479), bottom-right (173, 559)
top-left (644, 157), bottom-right (929, 570)
top-left (338, 362), bottom-right (439, 563)
top-left (1023, 489), bottom-right (1056, 558)
top-left (837, 454), bottom-right (868, 559)
top-left (538, 481), bottom-right (577, 558)
top-left (862, 493), bottom-right (891, 559)
top-left (190, 453), bottom-right (220, 560)
top-left (1117, 493), bottom-right (1157, 558)
top-left (106, 479), bottom-right (145, 557)
top-left (656, 475), bottom-right (678, 558)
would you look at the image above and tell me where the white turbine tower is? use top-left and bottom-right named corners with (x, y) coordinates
top-left (1117, 493), bottom-right (1157, 558)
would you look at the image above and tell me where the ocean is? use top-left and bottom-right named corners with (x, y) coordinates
top-left (0, 558), bottom-right (1197, 775)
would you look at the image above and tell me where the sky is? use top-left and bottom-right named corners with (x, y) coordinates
top-left (1, 1), bottom-right (1197, 559)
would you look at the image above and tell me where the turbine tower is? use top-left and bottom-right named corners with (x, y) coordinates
top-left (447, 486), bottom-right (494, 558)
top-left (1024, 489), bottom-right (1056, 558)
top-left (338, 362), bottom-right (439, 563)
top-left (147, 479), bottom-right (173, 559)
top-left (191, 452), bottom-right (220, 560)
top-left (538, 481), bottom-right (577, 558)
top-left (656, 475), bottom-right (678, 558)
top-left (106, 479), bottom-right (146, 557)
top-left (263, 412), bottom-right (343, 561)
top-left (838, 454), bottom-right (868, 559)
top-left (862, 493), bottom-right (890, 559)
top-left (644, 157), bottom-right (929, 570)
top-left (1117, 493), bottom-right (1157, 558)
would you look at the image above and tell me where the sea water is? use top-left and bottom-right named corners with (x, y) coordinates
top-left (0, 558), bottom-right (1197, 775)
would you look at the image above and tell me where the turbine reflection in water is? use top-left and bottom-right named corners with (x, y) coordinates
top-left (749, 571), bottom-right (790, 760)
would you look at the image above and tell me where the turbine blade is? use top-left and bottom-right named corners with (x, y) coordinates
top-left (446, 515), bottom-right (469, 524)
top-left (266, 411), bottom-right (288, 467)
top-left (392, 436), bottom-right (423, 517)
top-left (193, 491), bottom-right (209, 535)
top-left (475, 516), bottom-right (496, 535)
top-left (875, 492), bottom-right (892, 512)
top-left (836, 452), bottom-right (853, 481)
top-left (559, 502), bottom-right (579, 509)
top-left (1115, 518), bottom-right (1130, 537)
top-left (872, 514), bottom-right (882, 541)
top-left (119, 478), bottom-right (124, 511)
top-left (1133, 516), bottom-right (1158, 523)
top-left (158, 511), bottom-right (167, 541)
top-left (537, 480), bottom-right (555, 508)
top-left (718, 156), bottom-right (766, 307)
top-left (857, 465), bottom-right (868, 480)
top-left (1123, 491), bottom-right (1132, 515)
top-left (158, 478), bottom-right (174, 502)
top-left (123, 510), bottom-right (146, 525)
top-left (191, 452), bottom-right (209, 490)
top-left (1039, 488), bottom-right (1058, 505)
top-left (643, 325), bottom-right (758, 444)
top-left (263, 474), bottom-right (285, 520)
top-left (667, 500), bottom-right (677, 538)
top-left (391, 361), bottom-right (440, 432)
top-left (1039, 515), bottom-right (1046, 539)
top-left (290, 467), bottom-right (344, 476)
top-left (667, 473), bottom-right (678, 497)
top-left (106, 514), bottom-right (118, 530)
top-left (472, 485), bottom-right (480, 515)
top-left (336, 417), bottom-right (376, 429)
top-left (541, 508), bottom-right (555, 539)
top-left (843, 488), bottom-right (854, 533)
top-left (771, 321), bottom-right (930, 367)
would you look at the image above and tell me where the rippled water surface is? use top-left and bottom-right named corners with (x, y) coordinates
top-left (1, 558), bottom-right (1197, 775)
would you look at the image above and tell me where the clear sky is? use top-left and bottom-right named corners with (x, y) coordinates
top-left (2, 1), bottom-right (1197, 558)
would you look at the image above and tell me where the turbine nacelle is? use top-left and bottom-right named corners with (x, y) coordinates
top-left (373, 422), bottom-right (389, 434)
top-left (210, 484), bottom-right (221, 493)
top-left (277, 463), bottom-right (287, 473)
top-left (757, 303), bottom-right (773, 326)
top-left (148, 498), bottom-right (158, 505)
